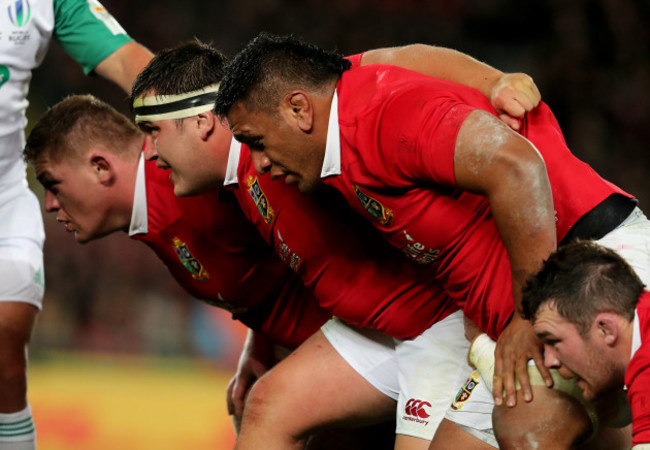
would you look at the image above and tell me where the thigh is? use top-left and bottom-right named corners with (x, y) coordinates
top-left (395, 311), bottom-right (471, 443)
top-left (429, 418), bottom-right (494, 450)
top-left (321, 317), bottom-right (399, 401)
top-left (442, 371), bottom-right (497, 448)
top-left (243, 328), bottom-right (397, 433)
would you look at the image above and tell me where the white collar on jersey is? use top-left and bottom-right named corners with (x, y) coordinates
top-left (321, 90), bottom-right (342, 178)
top-left (625, 309), bottom-right (642, 390)
top-left (128, 153), bottom-right (149, 236)
top-left (632, 309), bottom-right (641, 358)
top-left (223, 137), bottom-right (242, 186)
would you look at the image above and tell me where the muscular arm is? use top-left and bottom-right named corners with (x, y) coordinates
top-left (361, 44), bottom-right (540, 129)
top-left (94, 42), bottom-right (153, 93)
top-left (454, 110), bottom-right (556, 406)
top-left (454, 110), bottom-right (556, 309)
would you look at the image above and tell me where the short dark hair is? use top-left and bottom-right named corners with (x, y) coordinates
top-left (214, 32), bottom-right (351, 116)
top-left (130, 38), bottom-right (228, 107)
top-left (24, 94), bottom-right (141, 164)
top-left (522, 240), bottom-right (644, 335)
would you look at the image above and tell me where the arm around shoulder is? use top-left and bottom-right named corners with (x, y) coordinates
top-left (361, 44), bottom-right (540, 129)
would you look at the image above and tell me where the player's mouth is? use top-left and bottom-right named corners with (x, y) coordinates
top-left (59, 220), bottom-right (75, 233)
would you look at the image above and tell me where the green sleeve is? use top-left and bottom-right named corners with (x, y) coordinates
top-left (53, 0), bottom-right (133, 75)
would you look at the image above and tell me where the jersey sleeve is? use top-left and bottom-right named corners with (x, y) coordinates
top-left (627, 346), bottom-right (650, 446)
top-left (53, 0), bottom-right (133, 74)
top-left (377, 81), bottom-right (477, 187)
top-left (345, 53), bottom-right (364, 68)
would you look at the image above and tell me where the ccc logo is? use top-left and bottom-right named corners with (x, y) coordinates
top-left (404, 398), bottom-right (431, 418)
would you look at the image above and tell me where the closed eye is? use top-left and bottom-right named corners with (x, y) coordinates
top-left (235, 133), bottom-right (264, 151)
top-left (38, 177), bottom-right (59, 193)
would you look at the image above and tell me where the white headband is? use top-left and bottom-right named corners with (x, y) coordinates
top-left (133, 84), bottom-right (220, 124)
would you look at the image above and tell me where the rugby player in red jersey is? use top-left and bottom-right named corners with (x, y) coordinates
top-left (26, 94), bottom-right (420, 448)
top-left (524, 241), bottom-right (650, 450)
top-left (129, 40), bottom-right (560, 450)
top-left (214, 33), bottom-right (650, 448)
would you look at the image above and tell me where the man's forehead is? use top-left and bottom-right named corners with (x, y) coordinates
top-left (34, 156), bottom-right (62, 180)
top-left (533, 303), bottom-right (574, 336)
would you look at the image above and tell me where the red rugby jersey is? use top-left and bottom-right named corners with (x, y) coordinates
top-left (626, 291), bottom-right (650, 446)
top-left (225, 144), bottom-right (458, 340)
top-left (130, 158), bottom-right (330, 348)
top-left (321, 64), bottom-right (631, 338)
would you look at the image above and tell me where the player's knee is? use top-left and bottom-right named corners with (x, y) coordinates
top-left (493, 387), bottom-right (591, 449)
top-left (240, 375), bottom-right (281, 426)
top-left (241, 372), bottom-right (309, 437)
top-left (237, 378), bottom-right (307, 449)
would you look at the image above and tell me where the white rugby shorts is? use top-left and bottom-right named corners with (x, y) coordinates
top-left (322, 310), bottom-right (470, 441)
top-left (444, 207), bottom-right (650, 447)
top-left (0, 181), bottom-right (45, 308)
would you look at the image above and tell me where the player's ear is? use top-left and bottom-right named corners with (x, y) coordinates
top-left (284, 91), bottom-right (313, 132)
top-left (89, 151), bottom-right (115, 185)
top-left (196, 112), bottom-right (216, 140)
top-left (595, 312), bottom-right (621, 347)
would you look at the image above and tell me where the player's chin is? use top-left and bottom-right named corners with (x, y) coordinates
top-left (173, 182), bottom-right (193, 197)
top-left (294, 177), bottom-right (319, 194)
top-left (74, 231), bottom-right (92, 244)
top-left (577, 380), bottom-right (596, 402)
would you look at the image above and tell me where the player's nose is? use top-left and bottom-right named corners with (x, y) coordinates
top-left (44, 190), bottom-right (60, 212)
top-left (543, 344), bottom-right (561, 369)
top-left (251, 151), bottom-right (271, 175)
top-left (143, 135), bottom-right (159, 161)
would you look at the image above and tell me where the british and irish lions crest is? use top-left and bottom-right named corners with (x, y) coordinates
top-left (247, 175), bottom-right (274, 224)
top-left (173, 237), bottom-right (209, 281)
top-left (354, 185), bottom-right (393, 226)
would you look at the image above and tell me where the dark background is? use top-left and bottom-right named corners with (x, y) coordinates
top-left (26, 0), bottom-right (650, 360)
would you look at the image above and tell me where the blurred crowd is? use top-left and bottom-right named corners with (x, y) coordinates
top-left (26, 0), bottom-right (650, 364)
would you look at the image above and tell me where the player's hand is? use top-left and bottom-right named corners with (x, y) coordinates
top-left (226, 330), bottom-right (275, 428)
top-left (493, 314), bottom-right (553, 407)
top-left (226, 354), bottom-right (270, 425)
top-left (489, 73), bottom-right (541, 131)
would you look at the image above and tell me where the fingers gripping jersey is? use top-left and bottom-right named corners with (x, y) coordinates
top-left (225, 143), bottom-right (458, 340)
top-left (131, 160), bottom-right (330, 349)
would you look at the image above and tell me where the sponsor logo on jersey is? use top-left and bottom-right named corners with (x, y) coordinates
top-left (354, 185), bottom-right (393, 226)
top-left (401, 229), bottom-right (440, 264)
top-left (172, 237), bottom-right (209, 281)
top-left (247, 176), bottom-right (274, 224)
top-left (7, 0), bottom-right (31, 27)
top-left (402, 398), bottom-right (431, 426)
top-left (451, 371), bottom-right (481, 410)
top-left (275, 230), bottom-right (301, 272)
top-left (0, 65), bottom-right (9, 90)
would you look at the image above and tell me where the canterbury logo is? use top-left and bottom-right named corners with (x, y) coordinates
top-left (404, 398), bottom-right (431, 419)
